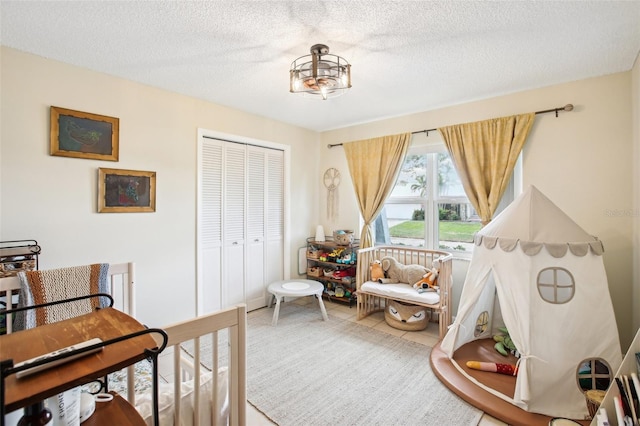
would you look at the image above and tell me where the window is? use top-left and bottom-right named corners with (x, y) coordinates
top-left (374, 144), bottom-right (483, 254)
top-left (537, 267), bottom-right (575, 304)
top-left (577, 358), bottom-right (612, 391)
top-left (374, 141), bottom-right (518, 254)
top-left (474, 311), bottom-right (489, 337)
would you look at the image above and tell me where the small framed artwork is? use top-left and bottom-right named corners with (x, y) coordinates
top-left (98, 168), bottom-right (156, 213)
top-left (50, 106), bottom-right (119, 161)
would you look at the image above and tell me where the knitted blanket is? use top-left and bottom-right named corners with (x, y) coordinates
top-left (16, 263), bottom-right (109, 329)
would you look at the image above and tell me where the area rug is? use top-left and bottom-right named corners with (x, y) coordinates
top-left (183, 303), bottom-right (482, 426)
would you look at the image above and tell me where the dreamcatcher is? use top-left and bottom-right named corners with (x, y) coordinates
top-left (323, 168), bottom-right (340, 222)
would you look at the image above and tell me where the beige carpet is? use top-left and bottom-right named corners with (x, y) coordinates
top-left (185, 303), bottom-right (483, 426)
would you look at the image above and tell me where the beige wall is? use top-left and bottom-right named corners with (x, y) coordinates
top-left (320, 72), bottom-right (636, 349)
top-left (2, 45), bottom-right (637, 349)
top-left (0, 47), bottom-right (320, 327)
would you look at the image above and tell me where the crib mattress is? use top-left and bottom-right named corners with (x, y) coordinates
top-left (360, 281), bottom-right (440, 305)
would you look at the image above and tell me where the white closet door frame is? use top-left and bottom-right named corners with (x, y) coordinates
top-left (196, 129), bottom-right (291, 316)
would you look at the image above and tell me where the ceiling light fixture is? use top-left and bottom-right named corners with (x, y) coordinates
top-left (289, 44), bottom-right (351, 100)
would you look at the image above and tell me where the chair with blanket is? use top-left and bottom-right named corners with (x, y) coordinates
top-left (0, 263), bottom-right (115, 422)
top-left (2, 263), bottom-right (137, 401)
top-left (16, 263), bottom-right (111, 329)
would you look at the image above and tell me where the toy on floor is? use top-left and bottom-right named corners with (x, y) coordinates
top-left (493, 326), bottom-right (520, 357)
top-left (466, 361), bottom-right (518, 376)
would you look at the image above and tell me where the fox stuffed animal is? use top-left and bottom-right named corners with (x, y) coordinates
top-left (413, 269), bottom-right (438, 292)
top-left (412, 259), bottom-right (440, 293)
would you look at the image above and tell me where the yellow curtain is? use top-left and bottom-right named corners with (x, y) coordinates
top-left (438, 113), bottom-right (535, 225)
top-left (343, 133), bottom-right (411, 248)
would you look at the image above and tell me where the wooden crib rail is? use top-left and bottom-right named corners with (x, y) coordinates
top-left (157, 304), bottom-right (247, 426)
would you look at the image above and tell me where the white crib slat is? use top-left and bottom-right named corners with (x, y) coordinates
top-left (230, 323), bottom-right (239, 426)
top-left (228, 305), bottom-right (247, 426)
top-left (193, 336), bottom-right (201, 426)
top-left (237, 305), bottom-right (247, 426)
top-left (127, 262), bottom-right (135, 318)
top-left (211, 330), bottom-right (219, 426)
top-left (173, 343), bottom-right (182, 425)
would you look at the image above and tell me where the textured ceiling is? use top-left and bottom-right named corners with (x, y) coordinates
top-left (1, 1), bottom-right (639, 132)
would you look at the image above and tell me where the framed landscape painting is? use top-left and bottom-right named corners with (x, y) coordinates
top-left (98, 168), bottom-right (156, 213)
top-left (50, 106), bottom-right (119, 161)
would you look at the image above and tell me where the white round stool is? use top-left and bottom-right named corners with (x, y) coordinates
top-left (267, 279), bottom-right (328, 326)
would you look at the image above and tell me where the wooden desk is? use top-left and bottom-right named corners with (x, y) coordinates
top-left (0, 307), bottom-right (158, 422)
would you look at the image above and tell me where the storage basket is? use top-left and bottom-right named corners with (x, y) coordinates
top-left (584, 389), bottom-right (605, 419)
top-left (333, 230), bottom-right (354, 245)
top-left (384, 300), bottom-right (428, 331)
top-left (307, 266), bottom-right (322, 277)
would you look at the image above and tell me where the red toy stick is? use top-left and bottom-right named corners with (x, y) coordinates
top-left (466, 360), bottom-right (518, 376)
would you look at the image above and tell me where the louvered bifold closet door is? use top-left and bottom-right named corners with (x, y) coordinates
top-left (198, 135), bottom-right (286, 314)
top-left (246, 147), bottom-right (266, 310)
top-left (265, 149), bottom-right (284, 285)
top-left (200, 140), bottom-right (223, 313)
top-left (223, 143), bottom-right (246, 307)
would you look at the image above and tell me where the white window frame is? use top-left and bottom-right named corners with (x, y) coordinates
top-left (373, 138), bottom-right (522, 258)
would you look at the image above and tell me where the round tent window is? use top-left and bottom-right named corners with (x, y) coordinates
top-left (474, 311), bottom-right (489, 337)
top-left (537, 267), bottom-right (575, 304)
top-left (576, 358), bottom-right (612, 392)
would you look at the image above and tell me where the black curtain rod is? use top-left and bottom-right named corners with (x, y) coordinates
top-left (327, 103), bottom-right (574, 149)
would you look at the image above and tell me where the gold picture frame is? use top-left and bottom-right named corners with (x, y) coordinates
top-left (50, 106), bottom-right (119, 161)
top-left (98, 168), bottom-right (156, 213)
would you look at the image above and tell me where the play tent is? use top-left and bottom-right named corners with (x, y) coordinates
top-left (440, 185), bottom-right (621, 419)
